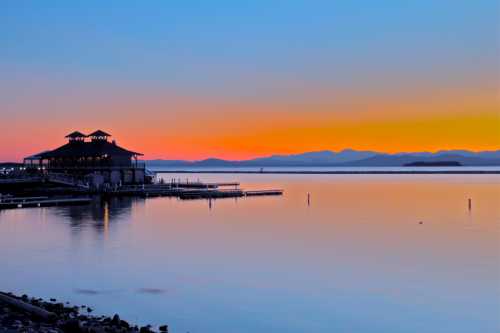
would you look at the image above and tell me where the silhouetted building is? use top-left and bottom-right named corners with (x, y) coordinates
top-left (24, 130), bottom-right (145, 186)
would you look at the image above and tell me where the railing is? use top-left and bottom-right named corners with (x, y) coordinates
top-left (46, 164), bottom-right (146, 170)
top-left (46, 173), bottom-right (90, 189)
top-left (135, 161), bottom-right (146, 169)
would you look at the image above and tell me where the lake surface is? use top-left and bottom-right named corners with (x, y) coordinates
top-left (1, 173), bottom-right (499, 333)
top-left (149, 166), bottom-right (500, 173)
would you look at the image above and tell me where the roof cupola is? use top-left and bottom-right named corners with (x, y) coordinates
top-left (65, 131), bottom-right (86, 143)
top-left (88, 130), bottom-right (111, 142)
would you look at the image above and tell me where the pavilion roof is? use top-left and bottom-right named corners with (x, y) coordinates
top-left (37, 140), bottom-right (143, 159)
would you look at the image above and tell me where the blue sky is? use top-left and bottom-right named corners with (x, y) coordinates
top-left (0, 1), bottom-right (498, 160)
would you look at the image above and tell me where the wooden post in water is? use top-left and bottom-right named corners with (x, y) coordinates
top-left (468, 198), bottom-right (472, 211)
top-left (307, 193), bottom-right (310, 206)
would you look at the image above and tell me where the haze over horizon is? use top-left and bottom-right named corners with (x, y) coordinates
top-left (146, 148), bottom-right (500, 163)
top-left (1, 1), bottom-right (499, 161)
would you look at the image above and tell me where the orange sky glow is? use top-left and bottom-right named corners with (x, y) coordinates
top-left (1, 2), bottom-right (498, 162)
top-left (2, 86), bottom-right (498, 161)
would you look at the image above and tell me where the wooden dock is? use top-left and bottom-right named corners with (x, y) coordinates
top-left (107, 184), bottom-right (283, 200)
top-left (245, 190), bottom-right (283, 196)
top-left (166, 181), bottom-right (240, 189)
top-left (0, 180), bottom-right (283, 209)
top-left (0, 197), bottom-right (92, 210)
top-left (179, 189), bottom-right (244, 200)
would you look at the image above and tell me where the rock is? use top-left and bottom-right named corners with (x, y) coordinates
top-left (60, 319), bottom-right (82, 333)
top-left (139, 326), bottom-right (152, 333)
top-left (110, 314), bottom-right (120, 325)
top-left (119, 320), bottom-right (130, 329)
top-left (0, 292), bottom-right (162, 333)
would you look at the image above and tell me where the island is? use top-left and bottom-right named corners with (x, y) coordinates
top-left (403, 161), bottom-right (462, 167)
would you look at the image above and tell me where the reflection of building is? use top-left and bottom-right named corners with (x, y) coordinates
top-left (60, 196), bottom-right (138, 227)
top-left (24, 130), bottom-right (145, 186)
top-left (52, 196), bottom-right (143, 238)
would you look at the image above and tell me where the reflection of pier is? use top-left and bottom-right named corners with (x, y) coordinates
top-left (61, 196), bottom-right (135, 224)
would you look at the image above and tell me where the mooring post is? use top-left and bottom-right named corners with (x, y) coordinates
top-left (307, 193), bottom-right (310, 206)
top-left (468, 198), bottom-right (472, 211)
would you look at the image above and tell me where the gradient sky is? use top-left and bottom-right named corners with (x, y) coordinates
top-left (1, 0), bottom-right (499, 161)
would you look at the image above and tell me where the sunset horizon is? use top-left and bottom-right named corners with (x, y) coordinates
top-left (1, 1), bottom-right (499, 333)
top-left (1, 1), bottom-right (498, 162)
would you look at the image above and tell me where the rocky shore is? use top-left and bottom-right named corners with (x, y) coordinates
top-left (0, 292), bottom-right (168, 333)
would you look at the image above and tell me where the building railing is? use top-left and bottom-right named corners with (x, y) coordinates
top-left (44, 162), bottom-right (146, 171)
top-left (45, 166), bottom-right (145, 171)
top-left (46, 172), bottom-right (90, 189)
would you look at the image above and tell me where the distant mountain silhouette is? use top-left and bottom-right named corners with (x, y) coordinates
top-left (146, 149), bottom-right (500, 167)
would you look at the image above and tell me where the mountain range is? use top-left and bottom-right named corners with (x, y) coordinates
top-left (146, 149), bottom-right (500, 168)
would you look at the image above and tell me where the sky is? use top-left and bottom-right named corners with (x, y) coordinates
top-left (0, 0), bottom-right (499, 161)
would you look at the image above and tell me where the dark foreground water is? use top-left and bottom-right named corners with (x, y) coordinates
top-left (1, 174), bottom-right (499, 333)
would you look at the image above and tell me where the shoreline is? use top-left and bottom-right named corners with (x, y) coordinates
top-left (153, 170), bottom-right (500, 175)
top-left (0, 291), bottom-right (168, 333)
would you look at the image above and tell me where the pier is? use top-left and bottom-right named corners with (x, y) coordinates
top-left (0, 196), bottom-right (92, 209)
top-left (108, 184), bottom-right (283, 200)
top-left (245, 190), bottom-right (283, 196)
top-left (0, 131), bottom-right (283, 210)
top-left (0, 180), bottom-right (283, 210)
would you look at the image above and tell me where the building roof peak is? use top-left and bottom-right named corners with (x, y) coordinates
top-left (88, 130), bottom-right (111, 137)
top-left (65, 131), bottom-right (86, 138)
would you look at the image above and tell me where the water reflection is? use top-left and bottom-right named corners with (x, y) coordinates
top-left (0, 174), bottom-right (499, 333)
top-left (51, 196), bottom-right (142, 232)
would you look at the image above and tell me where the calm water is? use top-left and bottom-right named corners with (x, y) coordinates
top-left (1, 173), bottom-right (499, 333)
top-left (149, 166), bottom-right (500, 172)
